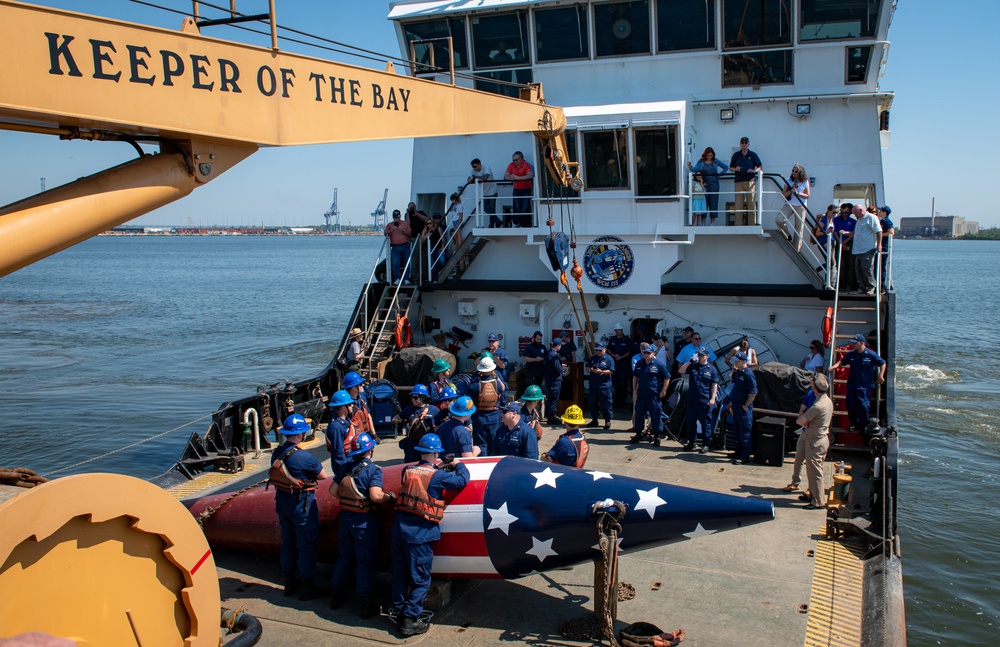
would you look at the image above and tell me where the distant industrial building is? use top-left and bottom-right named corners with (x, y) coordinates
top-left (898, 215), bottom-right (979, 238)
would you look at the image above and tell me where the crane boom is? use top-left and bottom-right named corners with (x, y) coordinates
top-left (0, 1), bottom-right (579, 276)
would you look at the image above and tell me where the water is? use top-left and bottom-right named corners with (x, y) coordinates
top-left (0, 236), bottom-right (996, 643)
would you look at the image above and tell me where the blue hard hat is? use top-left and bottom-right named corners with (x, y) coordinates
top-left (281, 414), bottom-right (310, 435)
top-left (414, 433), bottom-right (444, 454)
top-left (342, 372), bottom-right (364, 389)
top-left (439, 385), bottom-right (458, 400)
top-left (329, 389), bottom-right (353, 408)
top-left (349, 432), bottom-right (376, 456)
top-left (449, 395), bottom-right (477, 417)
top-left (412, 384), bottom-right (430, 397)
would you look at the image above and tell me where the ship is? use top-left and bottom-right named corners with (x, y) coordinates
top-left (0, 1), bottom-right (903, 645)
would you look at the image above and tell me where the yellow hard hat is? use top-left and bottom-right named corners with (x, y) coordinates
top-left (561, 405), bottom-right (585, 426)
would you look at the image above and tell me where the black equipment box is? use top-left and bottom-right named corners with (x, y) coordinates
top-left (753, 416), bottom-right (786, 467)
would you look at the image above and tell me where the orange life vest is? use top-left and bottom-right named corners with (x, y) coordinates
top-left (349, 401), bottom-right (372, 438)
top-left (267, 445), bottom-right (317, 493)
top-left (571, 434), bottom-right (590, 469)
top-left (477, 378), bottom-right (500, 412)
top-left (336, 460), bottom-right (375, 513)
top-left (397, 464), bottom-right (445, 523)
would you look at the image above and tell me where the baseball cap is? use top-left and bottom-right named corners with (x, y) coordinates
top-left (852, 334), bottom-right (866, 344)
top-left (560, 330), bottom-right (572, 338)
top-left (879, 205), bottom-right (892, 215)
top-left (500, 402), bottom-right (521, 415)
top-left (813, 374), bottom-right (829, 393)
top-left (740, 136), bottom-right (749, 143)
top-left (551, 338), bottom-right (563, 347)
top-left (734, 351), bottom-right (748, 361)
top-left (640, 343), bottom-right (654, 353)
top-left (697, 346), bottom-right (709, 356)
top-left (683, 326), bottom-right (694, 333)
top-left (594, 342), bottom-right (607, 350)
top-left (487, 333), bottom-right (500, 342)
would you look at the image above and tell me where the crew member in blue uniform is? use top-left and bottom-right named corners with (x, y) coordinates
top-left (630, 343), bottom-right (670, 446)
top-left (494, 402), bottom-right (540, 458)
top-left (519, 330), bottom-right (547, 387)
top-left (394, 384), bottom-right (435, 462)
top-left (585, 342), bottom-right (615, 429)
top-left (543, 338), bottom-right (565, 425)
top-left (679, 347), bottom-right (720, 455)
top-left (342, 371), bottom-right (375, 440)
top-left (544, 405), bottom-right (589, 467)
top-left (432, 385), bottom-right (458, 428)
top-left (828, 334), bottom-right (886, 434)
top-left (726, 351), bottom-right (757, 464)
top-left (330, 432), bottom-right (388, 618)
top-left (461, 356), bottom-right (507, 455)
top-left (484, 333), bottom-right (510, 384)
top-left (428, 358), bottom-right (456, 404)
top-left (877, 205), bottom-right (895, 291)
top-left (436, 396), bottom-right (479, 457)
top-left (391, 433), bottom-right (470, 637)
top-left (269, 414), bottom-right (329, 601)
top-left (606, 323), bottom-right (633, 407)
top-left (325, 389), bottom-right (356, 481)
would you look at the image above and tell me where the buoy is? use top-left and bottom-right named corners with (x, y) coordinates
top-left (822, 307), bottom-right (834, 347)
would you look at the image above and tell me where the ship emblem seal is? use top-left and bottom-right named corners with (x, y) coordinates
top-left (583, 235), bottom-right (635, 289)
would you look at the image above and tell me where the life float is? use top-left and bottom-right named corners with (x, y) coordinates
top-left (822, 307), bottom-right (834, 348)
top-left (395, 315), bottom-right (413, 348)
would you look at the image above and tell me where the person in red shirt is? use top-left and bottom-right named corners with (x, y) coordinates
top-left (384, 209), bottom-right (412, 284)
top-left (504, 151), bottom-right (534, 227)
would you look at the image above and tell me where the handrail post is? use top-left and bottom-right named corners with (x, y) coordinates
top-left (687, 171), bottom-right (693, 226)
top-left (755, 169), bottom-right (763, 227)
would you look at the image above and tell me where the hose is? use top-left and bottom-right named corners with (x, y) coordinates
top-left (221, 608), bottom-right (263, 646)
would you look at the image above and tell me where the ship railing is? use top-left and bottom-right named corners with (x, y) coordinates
top-left (687, 171), bottom-right (832, 285)
top-left (460, 178), bottom-right (537, 229)
top-left (425, 205), bottom-right (480, 281)
top-left (334, 236), bottom-right (390, 364)
top-left (363, 243), bottom-right (420, 369)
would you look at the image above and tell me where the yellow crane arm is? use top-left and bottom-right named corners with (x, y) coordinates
top-left (0, 1), bottom-right (578, 276)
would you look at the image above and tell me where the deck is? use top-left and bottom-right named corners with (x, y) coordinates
top-left (173, 416), bottom-right (871, 647)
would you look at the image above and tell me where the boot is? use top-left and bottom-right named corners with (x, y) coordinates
top-left (282, 574), bottom-right (300, 597)
top-left (604, 420), bottom-right (612, 430)
top-left (329, 589), bottom-right (348, 609)
top-left (587, 419), bottom-right (599, 427)
top-left (299, 579), bottom-right (331, 601)
top-left (358, 598), bottom-right (380, 620)
top-left (400, 616), bottom-right (430, 636)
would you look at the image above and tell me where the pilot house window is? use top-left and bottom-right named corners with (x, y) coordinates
top-left (535, 6), bottom-right (590, 62)
top-left (472, 12), bottom-right (530, 69)
top-left (403, 19), bottom-right (468, 73)
top-left (656, 0), bottom-right (715, 52)
top-left (801, 0), bottom-right (882, 41)
top-left (583, 129), bottom-right (630, 190)
top-left (723, 50), bottom-right (792, 87)
top-left (723, 0), bottom-right (790, 49)
top-left (594, 1), bottom-right (651, 58)
top-left (846, 45), bottom-right (873, 83)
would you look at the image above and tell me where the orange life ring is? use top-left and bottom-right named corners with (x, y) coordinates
top-left (822, 307), bottom-right (833, 348)
top-left (395, 315), bottom-right (413, 349)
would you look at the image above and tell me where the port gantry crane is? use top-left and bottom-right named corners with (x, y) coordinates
top-left (370, 188), bottom-right (388, 233)
top-left (0, 1), bottom-right (579, 277)
top-left (324, 188), bottom-right (340, 234)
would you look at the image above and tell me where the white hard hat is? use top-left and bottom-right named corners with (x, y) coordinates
top-left (614, 323), bottom-right (624, 330)
top-left (477, 356), bottom-right (497, 373)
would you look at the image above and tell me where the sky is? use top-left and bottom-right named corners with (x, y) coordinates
top-left (1, 0), bottom-right (997, 228)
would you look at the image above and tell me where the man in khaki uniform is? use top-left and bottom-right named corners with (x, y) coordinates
top-left (795, 374), bottom-right (833, 509)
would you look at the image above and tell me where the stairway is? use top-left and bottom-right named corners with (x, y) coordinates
top-left (828, 295), bottom-right (885, 449)
top-left (436, 233), bottom-right (488, 284)
top-left (355, 282), bottom-right (419, 381)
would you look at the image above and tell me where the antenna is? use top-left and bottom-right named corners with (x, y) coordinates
top-left (323, 188), bottom-right (340, 234)
top-left (371, 188), bottom-right (389, 232)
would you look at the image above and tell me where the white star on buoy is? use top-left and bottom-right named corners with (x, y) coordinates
top-left (682, 523), bottom-right (717, 540)
top-left (526, 536), bottom-right (558, 562)
top-left (486, 502), bottom-right (519, 535)
top-left (634, 487), bottom-right (666, 519)
top-left (587, 470), bottom-right (613, 481)
top-left (530, 467), bottom-right (563, 489)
